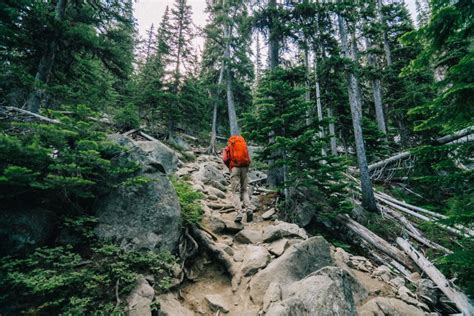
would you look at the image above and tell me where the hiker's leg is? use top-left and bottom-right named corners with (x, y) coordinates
top-left (230, 167), bottom-right (243, 213)
top-left (241, 167), bottom-right (251, 208)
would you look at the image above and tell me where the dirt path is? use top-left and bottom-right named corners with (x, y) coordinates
top-left (161, 150), bottom-right (401, 315)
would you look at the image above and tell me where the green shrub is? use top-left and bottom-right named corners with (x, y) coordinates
top-left (172, 178), bottom-right (204, 226)
top-left (0, 243), bottom-right (176, 315)
top-left (114, 103), bottom-right (140, 131)
top-left (0, 105), bottom-right (139, 213)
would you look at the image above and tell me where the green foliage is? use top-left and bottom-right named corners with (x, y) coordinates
top-left (0, 242), bottom-right (177, 315)
top-left (172, 178), bottom-right (204, 226)
top-left (0, 105), bottom-right (139, 213)
top-left (244, 67), bottom-right (350, 217)
top-left (114, 103), bottom-right (140, 131)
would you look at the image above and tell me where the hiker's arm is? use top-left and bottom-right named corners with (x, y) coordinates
top-left (222, 147), bottom-right (230, 168)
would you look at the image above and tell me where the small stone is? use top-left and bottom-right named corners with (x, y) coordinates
top-left (241, 245), bottom-right (271, 276)
top-left (267, 239), bottom-right (289, 257)
top-left (216, 243), bottom-right (234, 256)
top-left (262, 222), bottom-right (308, 242)
top-left (350, 255), bottom-right (369, 262)
top-left (262, 208), bottom-right (276, 220)
top-left (205, 294), bottom-right (231, 313)
top-left (222, 220), bottom-right (244, 233)
top-left (206, 186), bottom-right (226, 199)
top-left (390, 276), bottom-right (405, 289)
top-left (233, 250), bottom-right (244, 262)
top-left (235, 228), bottom-right (263, 244)
top-left (203, 215), bottom-right (225, 233)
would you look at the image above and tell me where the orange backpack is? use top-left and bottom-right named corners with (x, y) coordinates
top-left (228, 135), bottom-right (250, 167)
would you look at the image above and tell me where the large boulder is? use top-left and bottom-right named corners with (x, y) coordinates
top-left (249, 236), bottom-right (333, 305)
top-left (108, 134), bottom-right (178, 175)
top-left (157, 293), bottom-right (194, 316)
top-left (0, 208), bottom-right (56, 256)
top-left (135, 140), bottom-right (178, 175)
top-left (95, 134), bottom-right (181, 253)
top-left (266, 267), bottom-right (357, 316)
top-left (358, 297), bottom-right (426, 316)
top-left (95, 171), bottom-right (181, 252)
top-left (241, 245), bottom-right (271, 276)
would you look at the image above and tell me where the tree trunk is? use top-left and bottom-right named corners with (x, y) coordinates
top-left (304, 46), bottom-right (311, 125)
top-left (328, 107), bottom-right (337, 155)
top-left (223, 24), bottom-right (239, 136)
top-left (208, 62), bottom-right (225, 154)
top-left (338, 15), bottom-right (377, 212)
top-left (266, 0), bottom-right (283, 188)
top-left (364, 36), bottom-right (387, 134)
top-left (397, 238), bottom-right (474, 316)
top-left (268, 0), bottom-right (279, 69)
top-left (314, 52), bottom-right (326, 157)
top-left (26, 0), bottom-right (68, 113)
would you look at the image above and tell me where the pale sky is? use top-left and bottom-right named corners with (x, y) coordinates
top-left (133, 0), bottom-right (418, 53)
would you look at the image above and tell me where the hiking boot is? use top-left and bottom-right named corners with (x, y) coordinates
top-left (246, 209), bottom-right (253, 223)
top-left (234, 212), bottom-right (243, 223)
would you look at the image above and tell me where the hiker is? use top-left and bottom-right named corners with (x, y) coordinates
top-left (223, 135), bottom-right (253, 223)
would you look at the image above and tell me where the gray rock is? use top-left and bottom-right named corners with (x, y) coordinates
top-left (206, 186), bottom-right (226, 199)
top-left (157, 293), bottom-right (194, 316)
top-left (222, 220), bottom-right (244, 233)
top-left (292, 199), bottom-right (315, 227)
top-left (267, 238), bottom-right (289, 257)
top-left (390, 276), bottom-right (406, 289)
top-left (358, 297), bottom-right (425, 316)
top-left (203, 215), bottom-right (226, 234)
top-left (262, 222), bottom-right (308, 242)
top-left (193, 163), bottom-right (227, 187)
top-left (249, 236), bottom-right (333, 305)
top-left (127, 276), bottom-right (155, 316)
top-left (135, 140), bottom-right (178, 175)
top-left (241, 245), bottom-right (271, 276)
top-left (108, 134), bottom-right (176, 175)
top-left (234, 228), bottom-right (263, 244)
top-left (205, 294), bottom-right (231, 313)
top-left (266, 267), bottom-right (357, 316)
top-left (0, 208), bottom-right (56, 256)
top-left (263, 282), bottom-right (282, 312)
top-left (262, 208), bottom-right (276, 220)
top-left (95, 171), bottom-right (181, 252)
top-left (398, 286), bottom-right (429, 310)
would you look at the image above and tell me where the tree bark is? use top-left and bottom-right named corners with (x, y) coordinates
top-left (208, 62), bottom-right (226, 154)
top-left (338, 15), bottom-right (377, 212)
top-left (397, 238), bottom-right (474, 316)
top-left (26, 0), bottom-right (68, 113)
top-left (365, 35), bottom-right (387, 134)
top-left (328, 107), bottom-right (338, 155)
top-left (314, 51), bottom-right (326, 156)
top-left (223, 23), bottom-right (239, 136)
top-left (268, 0), bottom-right (279, 69)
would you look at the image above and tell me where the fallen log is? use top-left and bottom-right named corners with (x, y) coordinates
top-left (3, 106), bottom-right (61, 124)
top-left (397, 238), bottom-right (474, 316)
top-left (376, 194), bottom-right (471, 238)
top-left (366, 126), bottom-right (474, 172)
top-left (248, 175), bottom-right (268, 185)
top-left (337, 214), bottom-right (416, 271)
top-left (405, 230), bottom-right (452, 255)
top-left (376, 191), bottom-right (446, 220)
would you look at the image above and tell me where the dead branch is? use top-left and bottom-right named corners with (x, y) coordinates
top-left (3, 106), bottom-right (61, 124)
top-left (397, 238), bottom-right (474, 316)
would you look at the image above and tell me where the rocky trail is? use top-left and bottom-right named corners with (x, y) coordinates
top-left (155, 148), bottom-right (438, 316)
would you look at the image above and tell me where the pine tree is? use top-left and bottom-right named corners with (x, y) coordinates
top-left (166, 0), bottom-right (196, 140)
